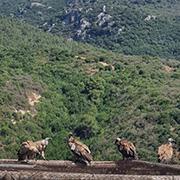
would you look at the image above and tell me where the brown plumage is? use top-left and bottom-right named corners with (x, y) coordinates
top-left (175, 148), bottom-right (180, 160)
top-left (17, 140), bottom-right (40, 161)
top-left (115, 138), bottom-right (138, 160)
top-left (157, 138), bottom-right (176, 164)
top-left (68, 134), bottom-right (93, 165)
top-left (17, 138), bottom-right (51, 161)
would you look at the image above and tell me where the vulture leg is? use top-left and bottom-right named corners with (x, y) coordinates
top-left (41, 151), bottom-right (46, 160)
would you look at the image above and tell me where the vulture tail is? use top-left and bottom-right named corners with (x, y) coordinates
top-left (82, 151), bottom-right (93, 163)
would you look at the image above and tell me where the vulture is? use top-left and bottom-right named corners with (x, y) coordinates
top-left (157, 138), bottom-right (176, 164)
top-left (115, 138), bottom-right (138, 160)
top-left (17, 137), bottom-right (51, 161)
top-left (68, 134), bottom-right (93, 165)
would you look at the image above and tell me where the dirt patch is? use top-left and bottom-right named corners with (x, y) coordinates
top-left (99, 62), bottom-right (115, 71)
top-left (162, 65), bottom-right (175, 73)
top-left (27, 92), bottom-right (41, 106)
top-left (84, 67), bottom-right (99, 75)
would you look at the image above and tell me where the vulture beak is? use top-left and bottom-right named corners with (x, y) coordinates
top-left (45, 137), bottom-right (52, 141)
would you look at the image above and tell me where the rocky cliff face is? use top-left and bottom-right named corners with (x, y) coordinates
top-left (62, 2), bottom-right (116, 40)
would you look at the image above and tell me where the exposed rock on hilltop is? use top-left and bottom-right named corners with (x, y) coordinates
top-left (0, 0), bottom-right (180, 59)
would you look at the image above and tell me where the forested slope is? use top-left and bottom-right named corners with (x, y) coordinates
top-left (0, 17), bottom-right (179, 162)
top-left (0, 0), bottom-right (180, 59)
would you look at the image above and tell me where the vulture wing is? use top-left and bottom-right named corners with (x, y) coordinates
top-left (129, 142), bottom-right (136, 150)
top-left (18, 141), bottom-right (31, 154)
top-left (17, 141), bottom-right (32, 160)
top-left (69, 141), bottom-right (93, 163)
top-left (158, 144), bottom-right (169, 157)
top-left (74, 139), bottom-right (91, 154)
top-left (158, 144), bottom-right (173, 162)
top-left (75, 144), bottom-right (93, 162)
top-left (18, 141), bottom-right (41, 161)
top-left (119, 140), bottom-right (137, 158)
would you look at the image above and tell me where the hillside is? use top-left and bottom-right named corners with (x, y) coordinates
top-left (0, 0), bottom-right (180, 59)
top-left (0, 17), bottom-right (179, 162)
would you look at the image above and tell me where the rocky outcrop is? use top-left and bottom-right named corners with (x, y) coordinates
top-left (62, 3), bottom-right (116, 40)
top-left (27, 92), bottom-right (41, 106)
top-left (30, 2), bottom-right (46, 8)
top-left (144, 15), bottom-right (156, 21)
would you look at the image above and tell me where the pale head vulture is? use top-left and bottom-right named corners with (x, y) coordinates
top-left (115, 137), bottom-right (138, 160)
top-left (68, 134), bottom-right (93, 165)
top-left (157, 138), bottom-right (176, 164)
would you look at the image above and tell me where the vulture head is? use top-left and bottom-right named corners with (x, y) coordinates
top-left (115, 137), bottom-right (121, 145)
top-left (168, 138), bottom-right (176, 147)
top-left (42, 137), bottom-right (52, 146)
top-left (114, 137), bottom-right (138, 160)
top-left (68, 133), bottom-right (75, 142)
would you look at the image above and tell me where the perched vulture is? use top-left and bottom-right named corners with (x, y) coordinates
top-left (157, 138), bottom-right (176, 164)
top-left (17, 137), bottom-right (51, 161)
top-left (68, 134), bottom-right (93, 165)
top-left (17, 140), bottom-right (40, 161)
top-left (32, 137), bottom-right (51, 160)
top-left (115, 138), bottom-right (138, 160)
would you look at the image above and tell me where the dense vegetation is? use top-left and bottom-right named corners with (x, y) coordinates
top-left (0, 0), bottom-right (180, 59)
top-left (0, 17), bottom-right (179, 162)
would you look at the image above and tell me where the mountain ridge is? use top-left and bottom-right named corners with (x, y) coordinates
top-left (0, 0), bottom-right (180, 59)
